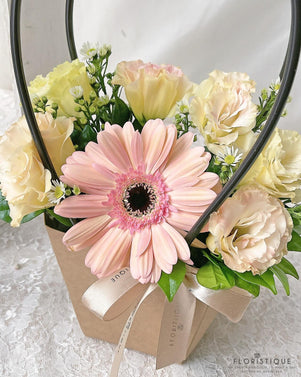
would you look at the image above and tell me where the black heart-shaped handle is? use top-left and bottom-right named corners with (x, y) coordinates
top-left (10, 0), bottom-right (301, 244)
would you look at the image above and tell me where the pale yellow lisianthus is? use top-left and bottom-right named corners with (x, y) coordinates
top-left (28, 59), bottom-right (93, 117)
top-left (112, 60), bottom-right (192, 123)
top-left (0, 113), bottom-right (75, 226)
top-left (240, 128), bottom-right (301, 201)
top-left (190, 70), bottom-right (257, 155)
top-left (206, 186), bottom-right (292, 275)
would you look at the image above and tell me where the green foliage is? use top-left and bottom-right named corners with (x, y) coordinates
top-left (158, 260), bottom-right (186, 302)
top-left (276, 257), bottom-right (299, 279)
top-left (174, 103), bottom-right (195, 138)
top-left (254, 80), bottom-right (290, 133)
top-left (111, 97), bottom-right (131, 125)
top-left (45, 208), bottom-right (74, 228)
top-left (21, 210), bottom-right (44, 224)
top-left (270, 265), bottom-right (290, 295)
top-left (287, 204), bottom-right (301, 231)
top-left (196, 261), bottom-right (235, 290)
top-left (74, 124), bottom-right (98, 151)
top-left (234, 269), bottom-right (277, 295)
top-left (0, 190), bottom-right (11, 223)
top-left (234, 275), bottom-right (260, 297)
top-left (287, 231), bottom-right (301, 251)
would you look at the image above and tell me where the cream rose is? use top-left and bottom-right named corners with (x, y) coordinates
top-left (29, 59), bottom-right (93, 117)
top-left (206, 186), bottom-right (292, 274)
top-left (240, 128), bottom-right (301, 201)
top-left (0, 113), bottom-right (75, 226)
top-left (190, 70), bottom-right (257, 155)
top-left (112, 60), bottom-right (192, 123)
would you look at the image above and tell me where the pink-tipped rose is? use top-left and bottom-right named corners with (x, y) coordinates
top-left (206, 186), bottom-right (293, 274)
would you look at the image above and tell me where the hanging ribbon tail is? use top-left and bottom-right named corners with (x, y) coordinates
top-left (156, 284), bottom-right (196, 369)
top-left (184, 271), bottom-right (252, 323)
top-left (110, 284), bottom-right (157, 377)
top-left (81, 267), bottom-right (147, 321)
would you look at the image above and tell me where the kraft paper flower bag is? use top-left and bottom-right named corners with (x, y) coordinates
top-left (2, 0), bottom-right (301, 375)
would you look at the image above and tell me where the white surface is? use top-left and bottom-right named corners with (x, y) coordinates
top-left (73, 0), bottom-right (301, 133)
top-left (0, 91), bottom-right (301, 376)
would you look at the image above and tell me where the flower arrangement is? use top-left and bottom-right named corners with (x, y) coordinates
top-left (1, 43), bottom-right (301, 370)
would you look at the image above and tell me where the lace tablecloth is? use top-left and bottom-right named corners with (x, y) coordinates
top-left (1, 91), bottom-right (301, 377)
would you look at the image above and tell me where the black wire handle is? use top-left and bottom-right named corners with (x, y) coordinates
top-left (185, 0), bottom-right (301, 245)
top-left (10, 0), bottom-right (59, 181)
top-left (66, 0), bottom-right (77, 60)
top-left (10, 0), bottom-right (301, 239)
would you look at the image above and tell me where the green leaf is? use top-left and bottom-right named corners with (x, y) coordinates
top-left (46, 208), bottom-right (74, 228)
top-left (158, 260), bottom-right (186, 302)
top-left (287, 205), bottom-right (301, 234)
top-left (196, 261), bottom-right (235, 290)
top-left (0, 190), bottom-right (11, 223)
top-left (77, 124), bottom-right (97, 151)
top-left (276, 257), bottom-right (299, 279)
top-left (270, 265), bottom-right (290, 295)
top-left (111, 97), bottom-right (131, 125)
top-left (21, 209), bottom-right (44, 223)
top-left (234, 269), bottom-right (277, 295)
top-left (287, 230), bottom-right (301, 251)
top-left (234, 275), bottom-right (260, 297)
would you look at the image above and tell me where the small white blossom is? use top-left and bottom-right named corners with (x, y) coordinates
top-left (47, 180), bottom-right (66, 205)
top-left (271, 77), bottom-right (281, 93)
top-left (216, 146), bottom-right (243, 167)
top-left (99, 44), bottom-right (111, 57)
top-left (69, 86), bottom-right (84, 98)
top-left (80, 42), bottom-right (99, 59)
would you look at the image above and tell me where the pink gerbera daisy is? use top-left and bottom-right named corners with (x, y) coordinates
top-left (55, 119), bottom-right (219, 283)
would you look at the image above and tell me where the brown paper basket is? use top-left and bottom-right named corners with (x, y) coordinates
top-left (46, 224), bottom-right (217, 358)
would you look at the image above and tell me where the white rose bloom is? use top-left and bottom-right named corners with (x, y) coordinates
top-left (190, 70), bottom-right (257, 155)
top-left (206, 186), bottom-right (293, 275)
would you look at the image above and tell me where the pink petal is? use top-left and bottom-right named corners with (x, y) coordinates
top-left (85, 227), bottom-right (131, 276)
top-left (66, 150), bottom-right (92, 165)
top-left (149, 262), bottom-right (162, 283)
top-left (61, 164), bottom-right (115, 193)
top-left (196, 172), bottom-right (220, 188)
top-left (54, 194), bottom-right (110, 218)
top-left (130, 131), bottom-right (144, 169)
top-left (163, 148), bottom-right (211, 187)
top-left (97, 130), bottom-right (132, 173)
top-left (131, 227), bottom-right (151, 257)
top-left (169, 187), bottom-right (217, 207)
top-left (161, 221), bottom-right (191, 261)
top-left (142, 119), bottom-right (167, 174)
top-left (150, 124), bottom-right (177, 174)
top-left (130, 241), bottom-right (153, 281)
top-left (62, 215), bottom-right (111, 251)
top-left (151, 223), bottom-right (177, 274)
top-left (167, 132), bottom-right (194, 161)
top-left (166, 211), bottom-right (201, 231)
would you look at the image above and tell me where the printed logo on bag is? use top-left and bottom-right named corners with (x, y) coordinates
top-left (227, 353), bottom-right (297, 374)
top-left (168, 308), bottom-right (184, 347)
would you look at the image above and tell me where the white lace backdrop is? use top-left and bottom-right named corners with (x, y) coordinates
top-left (0, 1), bottom-right (301, 376)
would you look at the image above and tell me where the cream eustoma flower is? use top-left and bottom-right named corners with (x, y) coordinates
top-left (0, 113), bottom-right (75, 226)
top-left (206, 186), bottom-right (292, 275)
top-left (112, 60), bottom-right (192, 123)
top-left (190, 70), bottom-right (257, 155)
top-left (240, 128), bottom-right (301, 201)
top-left (28, 59), bottom-right (93, 117)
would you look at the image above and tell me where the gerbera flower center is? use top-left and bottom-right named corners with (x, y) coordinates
top-left (123, 183), bottom-right (156, 216)
top-left (107, 167), bottom-right (170, 233)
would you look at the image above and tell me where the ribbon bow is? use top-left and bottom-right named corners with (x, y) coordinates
top-left (82, 266), bottom-right (252, 376)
